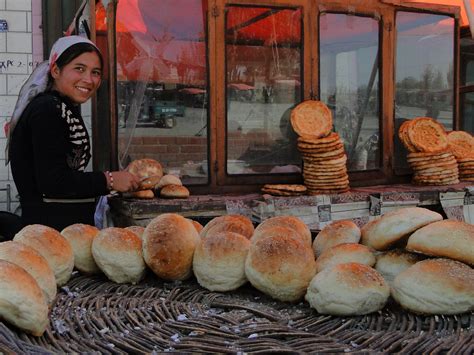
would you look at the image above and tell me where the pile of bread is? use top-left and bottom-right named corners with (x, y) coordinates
top-left (261, 184), bottom-right (307, 197)
top-left (1, 207), bottom-right (472, 338)
top-left (290, 100), bottom-right (350, 195)
top-left (125, 158), bottom-right (190, 199)
top-left (399, 117), bottom-right (474, 185)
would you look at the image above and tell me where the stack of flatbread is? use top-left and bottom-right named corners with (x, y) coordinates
top-left (261, 184), bottom-right (307, 196)
top-left (399, 117), bottom-right (459, 185)
top-left (447, 131), bottom-right (474, 182)
top-left (290, 100), bottom-right (349, 195)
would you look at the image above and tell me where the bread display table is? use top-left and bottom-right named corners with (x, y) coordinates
top-left (108, 183), bottom-right (474, 231)
top-left (0, 274), bottom-right (472, 354)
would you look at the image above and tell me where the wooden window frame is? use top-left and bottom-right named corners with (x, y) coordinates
top-left (94, 0), bottom-right (460, 194)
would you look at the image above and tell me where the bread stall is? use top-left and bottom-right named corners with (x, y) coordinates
top-left (1, 0), bottom-right (474, 353)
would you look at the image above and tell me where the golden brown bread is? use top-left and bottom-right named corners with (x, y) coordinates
top-left (156, 174), bottom-right (182, 188)
top-left (360, 207), bottom-right (443, 250)
top-left (188, 219), bottom-right (203, 233)
top-left (13, 224), bottom-right (74, 286)
top-left (130, 189), bottom-right (154, 199)
top-left (143, 213), bottom-right (199, 280)
top-left (61, 223), bottom-right (101, 274)
top-left (193, 231), bottom-right (250, 291)
top-left (0, 241), bottom-right (57, 305)
top-left (290, 100), bottom-right (333, 139)
top-left (125, 226), bottom-right (145, 240)
top-left (392, 258), bottom-right (474, 315)
top-left (253, 216), bottom-right (311, 247)
top-left (92, 227), bottom-right (146, 284)
top-left (305, 262), bottom-right (390, 316)
top-left (406, 220), bottom-right (474, 265)
top-left (126, 158), bottom-right (163, 180)
top-left (374, 249), bottom-right (424, 285)
top-left (315, 243), bottom-right (375, 273)
top-left (245, 234), bottom-right (316, 302)
top-left (0, 260), bottom-right (49, 336)
top-left (160, 184), bottom-right (190, 198)
top-left (312, 220), bottom-right (361, 257)
top-left (200, 215), bottom-right (254, 240)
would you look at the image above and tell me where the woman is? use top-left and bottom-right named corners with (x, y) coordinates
top-left (7, 36), bottom-right (140, 231)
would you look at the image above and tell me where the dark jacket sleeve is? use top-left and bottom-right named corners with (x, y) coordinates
top-left (28, 97), bottom-right (109, 198)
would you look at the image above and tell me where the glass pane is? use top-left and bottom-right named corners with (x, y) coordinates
top-left (394, 12), bottom-right (454, 170)
top-left (225, 6), bottom-right (302, 175)
top-left (116, 0), bottom-right (208, 184)
top-left (461, 92), bottom-right (474, 134)
top-left (320, 13), bottom-right (381, 171)
top-left (460, 37), bottom-right (474, 86)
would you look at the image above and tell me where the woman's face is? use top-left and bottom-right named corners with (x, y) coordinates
top-left (51, 51), bottom-right (102, 104)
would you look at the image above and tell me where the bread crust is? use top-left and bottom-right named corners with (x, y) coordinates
top-left (61, 223), bottom-right (100, 274)
top-left (406, 220), bottom-right (474, 265)
top-left (312, 220), bottom-right (361, 258)
top-left (200, 215), bottom-right (254, 240)
top-left (392, 258), bottom-right (474, 315)
top-left (290, 100), bottom-right (333, 139)
top-left (14, 224), bottom-right (74, 286)
top-left (254, 216), bottom-right (311, 247)
top-left (315, 243), bottom-right (375, 273)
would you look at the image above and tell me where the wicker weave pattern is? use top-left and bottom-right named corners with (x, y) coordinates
top-left (0, 275), bottom-right (472, 354)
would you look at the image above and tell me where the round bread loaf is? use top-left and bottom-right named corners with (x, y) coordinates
top-left (251, 225), bottom-right (302, 246)
top-left (406, 220), bottom-right (474, 265)
top-left (392, 258), bottom-right (474, 314)
top-left (156, 174), bottom-right (182, 188)
top-left (305, 262), bottom-right (390, 316)
top-left (160, 184), bottom-right (190, 198)
top-left (0, 241), bottom-right (57, 305)
top-left (245, 234), bottom-right (316, 302)
top-left (200, 215), bottom-right (254, 240)
top-left (253, 216), bottom-right (311, 247)
top-left (14, 224), bottom-right (74, 286)
top-left (92, 227), bottom-right (146, 284)
top-left (130, 189), bottom-right (154, 199)
top-left (375, 249), bottom-right (424, 284)
top-left (315, 243), bottom-right (375, 273)
top-left (125, 226), bottom-right (145, 240)
top-left (188, 219), bottom-right (203, 233)
top-left (126, 158), bottom-right (163, 179)
top-left (193, 231), bottom-right (250, 291)
top-left (61, 223), bottom-right (100, 274)
top-left (312, 220), bottom-right (361, 258)
top-left (143, 213), bottom-right (199, 280)
top-left (360, 207), bottom-right (443, 250)
top-left (0, 260), bottom-right (49, 336)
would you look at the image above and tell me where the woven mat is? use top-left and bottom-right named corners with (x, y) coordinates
top-left (0, 274), bottom-right (472, 354)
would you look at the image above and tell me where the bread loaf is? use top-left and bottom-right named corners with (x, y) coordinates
top-left (61, 223), bottom-right (100, 274)
top-left (130, 189), bottom-right (154, 199)
top-left (312, 220), bottom-right (360, 258)
top-left (14, 224), bottom-right (74, 286)
top-left (305, 262), bottom-right (389, 316)
top-left (245, 234), bottom-right (316, 302)
top-left (360, 207), bottom-right (443, 250)
top-left (0, 260), bottom-right (49, 336)
top-left (251, 225), bottom-right (302, 247)
top-left (143, 213), bottom-right (199, 280)
top-left (160, 184), bottom-right (190, 198)
top-left (200, 215), bottom-right (254, 240)
top-left (0, 241), bottom-right (56, 305)
top-left (315, 243), bottom-right (375, 273)
top-left (406, 220), bottom-right (474, 265)
top-left (156, 174), bottom-right (182, 188)
top-left (253, 216), bottom-right (312, 247)
top-left (374, 249), bottom-right (424, 284)
top-left (92, 227), bottom-right (146, 284)
top-left (392, 258), bottom-right (474, 314)
top-left (125, 226), bottom-right (145, 240)
top-left (193, 231), bottom-right (250, 291)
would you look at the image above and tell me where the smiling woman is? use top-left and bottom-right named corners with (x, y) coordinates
top-left (6, 36), bottom-right (141, 231)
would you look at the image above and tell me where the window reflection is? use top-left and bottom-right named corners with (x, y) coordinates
top-left (394, 12), bottom-right (454, 171)
top-left (225, 6), bottom-right (302, 175)
top-left (320, 13), bottom-right (381, 172)
top-left (115, 0), bottom-right (209, 184)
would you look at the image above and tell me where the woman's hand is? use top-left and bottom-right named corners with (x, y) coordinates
top-left (105, 171), bottom-right (141, 192)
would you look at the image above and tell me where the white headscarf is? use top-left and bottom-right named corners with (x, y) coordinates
top-left (5, 35), bottom-right (99, 164)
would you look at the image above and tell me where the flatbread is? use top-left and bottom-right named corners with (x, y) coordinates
top-left (291, 100), bottom-right (333, 139)
top-left (262, 184), bottom-right (307, 192)
top-left (447, 130), bottom-right (474, 159)
top-left (407, 117), bottom-right (448, 153)
top-left (398, 120), bottom-right (418, 152)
